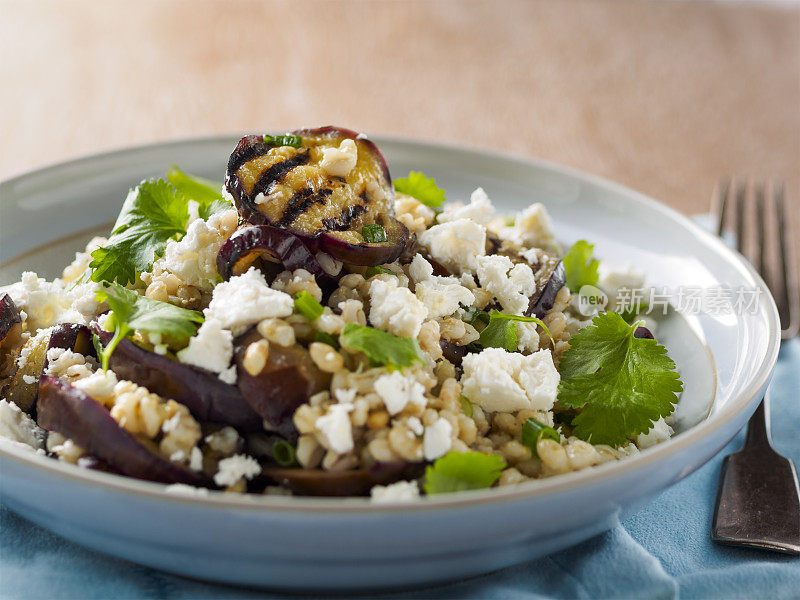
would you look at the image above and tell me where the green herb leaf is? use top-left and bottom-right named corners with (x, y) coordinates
top-left (563, 240), bottom-right (600, 292)
top-left (462, 307), bottom-right (490, 326)
top-left (294, 290), bottom-right (325, 321)
top-left (459, 395), bottom-right (473, 418)
top-left (263, 134), bottom-right (303, 148)
top-left (166, 166), bottom-right (231, 220)
top-left (619, 301), bottom-right (649, 324)
top-left (364, 266), bottom-right (398, 278)
top-left (339, 323), bottom-right (425, 369)
top-left (314, 331), bottom-right (340, 350)
top-left (89, 180), bottom-right (190, 285)
top-left (521, 418), bottom-right (560, 457)
top-left (361, 224), bottom-right (387, 243)
top-left (394, 171), bottom-right (446, 208)
top-left (94, 282), bottom-right (203, 370)
top-left (272, 440), bottom-right (299, 467)
top-left (424, 451), bottom-right (506, 494)
top-left (557, 311), bottom-right (682, 446)
top-left (476, 311), bottom-right (553, 352)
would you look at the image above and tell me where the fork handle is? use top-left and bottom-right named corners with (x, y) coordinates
top-left (744, 396), bottom-right (771, 449)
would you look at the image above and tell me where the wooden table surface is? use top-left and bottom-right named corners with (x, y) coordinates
top-left (2, 0), bottom-right (798, 255)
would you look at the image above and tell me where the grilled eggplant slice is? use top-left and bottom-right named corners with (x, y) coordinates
top-left (0, 294), bottom-right (24, 398)
top-left (225, 127), bottom-right (409, 266)
top-left (234, 328), bottom-right (330, 440)
top-left (263, 462), bottom-right (410, 497)
top-left (37, 375), bottom-right (209, 486)
top-left (93, 327), bottom-right (263, 431)
top-left (216, 224), bottom-right (329, 282)
top-left (525, 252), bottom-right (566, 319)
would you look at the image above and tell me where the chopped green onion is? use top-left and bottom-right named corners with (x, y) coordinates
top-left (273, 440), bottom-right (298, 467)
top-left (361, 224), bottom-right (387, 243)
top-left (294, 291), bottom-right (324, 321)
top-left (314, 331), bottom-right (340, 350)
top-left (364, 266), bottom-right (398, 278)
top-left (92, 334), bottom-right (105, 367)
top-left (460, 395), bottom-right (473, 418)
top-left (263, 134), bottom-right (303, 148)
top-left (521, 418), bottom-right (560, 458)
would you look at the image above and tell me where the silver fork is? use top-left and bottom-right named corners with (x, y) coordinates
top-left (711, 179), bottom-right (800, 554)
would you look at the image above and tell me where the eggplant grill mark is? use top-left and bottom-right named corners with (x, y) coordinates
top-left (321, 203), bottom-right (368, 231)
top-left (277, 188), bottom-right (325, 227)
top-left (227, 135), bottom-right (272, 174)
top-left (251, 150), bottom-right (311, 198)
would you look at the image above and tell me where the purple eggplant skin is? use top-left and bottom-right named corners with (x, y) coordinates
top-left (526, 259), bottom-right (566, 319)
top-left (439, 340), bottom-right (467, 367)
top-left (0, 294), bottom-right (22, 345)
top-left (633, 326), bottom-right (655, 340)
top-left (93, 327), bottom-right (263, 432)
top-left (37, 376), bottom-right (210, 486)
top-left (216, 224), bottom-right (329, 283)
top-left (234, 329), bottom-right (330, 440)
top-left (318, 213), bottom-right (409, 266)
top-left (44, 323), bottom-right (95, 369)
top-left (263, 462), bottom-right (411, 497)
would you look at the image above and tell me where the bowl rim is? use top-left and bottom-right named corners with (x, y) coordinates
top-left (0, 133), bottom-right (782, 514)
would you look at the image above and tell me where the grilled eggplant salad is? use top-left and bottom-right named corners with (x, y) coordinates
top-left (0, 127), bottom-right (682, 500)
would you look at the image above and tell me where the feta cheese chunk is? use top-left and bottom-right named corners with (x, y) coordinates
top-left (368, 278), bottom-right (428, 338)
top-left (0, 399), bottom-right (45, 450)
top-left (636, 417), bottom-right (674, 449)
top-left (177, 318), bottom-right (234, 382)
top-left (437, 188), bottom-right (495, 225)
top-left (408, 255), bottom-right (475, 319)
top-left (320, 138), bottom-right (358, 177)
top-left (373, 371), bottom-right (427, 415)
top-left (476, 255), bottom-right (537, 315)
top-left (500, 203), bottom-right (556, 250)
top-left (461, 348), bottom-right (560, 413)
top-left (213, 454), bottom-right (262, 487)
top-left (205, 267), bottom-right (293, 333)
top-left (418, 218), bottom-right (486, 274)
top-left (315, 403), bottom-right (354, 454)
top-left (370, 480), bottom-right (420, 503)
top-left (423, 417), bottom-right (453, 460)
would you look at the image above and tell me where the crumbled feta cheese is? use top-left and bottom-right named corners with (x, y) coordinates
top-left (408, 255), bottom-right (474, 319)
top-left (44, 348), bottom-right (97, 379)
top-left (189, 446), bottom-right (203, 471)
top-left (461, 348), bottom-right (560, 413)
top-left (21, 375), bottom-right (36, 385)
top-left (370, 480), bottom-right (420, 503)
top-left (373, 371), bottom-right (427, 415)
top-left (437, 187), bottom-right (495, 225)
top-left (407, 416), bottom-right (424, 436)
top-left (73, 369), bottom-right (118, 400)
top-left (165, 483), bottom-right (209, 496)
top-left (177, 318), bottom-right (234, 378)
top-left (0, 399), bottom-right (45, 450)
top-left (516, 321), bottom-right (541, 353)
top-left (334, 388), bottom-right (357, 404)
top-left (320, 138), bottom-right (358, 177)
top-left (158, 209), bottom-right (239, 290)
top-left (205, 268), bottom-right (293, 333)
top-left (418, 219), bottom-right (486, 274)
top-left (500, 203), bottom-right (556, 249)
top-left (218, 365), bottom-right (237, 385)
top-left (368, 278), bottom-right (428, 338)
top-left (213, 454), bottom-right (262, 487)
top-left (636, 417), bottom-right (674, 449)
top-left (476, 255), bottom-right (537, 315)
top-left (315, 404), bottom-right (354, 454)
top-left (423, 418), bottom-right (453, 460)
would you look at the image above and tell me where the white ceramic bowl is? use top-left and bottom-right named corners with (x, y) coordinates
top-left (0, 136), bottom-right (780, 591)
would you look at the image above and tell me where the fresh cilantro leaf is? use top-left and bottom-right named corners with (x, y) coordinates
top-left (462, 307), bottom-right (490, 326)
top-left (563, 240), bottom-right (600, 292)
top-left (364, 266), bottom-right (398, 278)
top-left (89, 180), bottom-right (190, 285)
top-left (424, 452), bottom-right (506, 494)
top-left (521, 418), bottom-right (560, 457)
top-left (476, 311), bottom-right (553, 352)
top-left (166, 166), bottom-right (231, 220)
top-left (394, 171), bottom-right (446, 208)
top-left (294, 290), bottom-right (324, 321)
top-left (619, 301), bottom-right (649, 324)
top-left (557, 311), bottom-right (682, 446)
top-left (339, 323), bottom-right (425, 369)
top-left (95, 282), bottom-right (203, 370)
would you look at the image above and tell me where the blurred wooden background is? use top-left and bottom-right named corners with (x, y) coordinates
top-left (1, 0), bottom-right (798, 253)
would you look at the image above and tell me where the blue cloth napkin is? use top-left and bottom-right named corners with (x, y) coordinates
top-left (2, 339), bottom-right (797, 599)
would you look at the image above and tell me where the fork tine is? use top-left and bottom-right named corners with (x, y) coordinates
top-left (714, 178), bottom-right (730, 237)
top-left (774, 182), bottom-right (800, 338)
top-left (733, 179), bottom-right (746, 255)
top-left (755, 182), bottom-right (767, 279)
